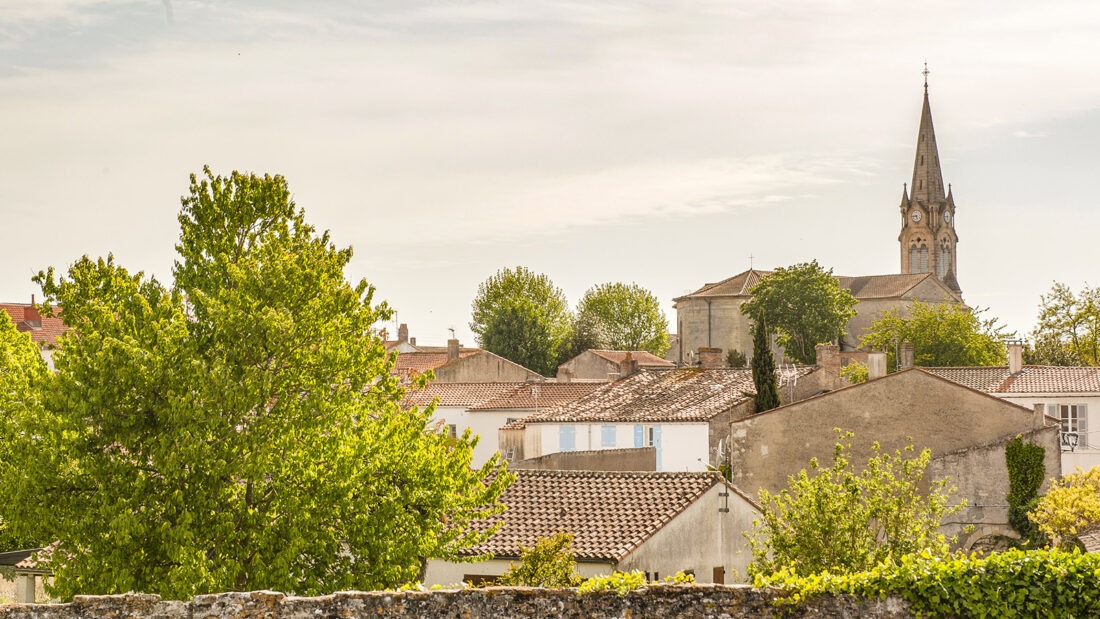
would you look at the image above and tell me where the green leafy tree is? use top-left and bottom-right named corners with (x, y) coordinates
top-left (1026, 282), bottom-right (1100, 366)
top-left (496, 532), bottom-right (582, 587)
top-left (861, 302), bottom-right (1008, 368)
top-left (574, 283), bottom-right (669, 356)
top-left (1029, 466), bottom-right (1100, 549)
top-left (470, 267), bottom-right (571, 375)
top-left (747, 433), bottom-right (961, 577)
top-left (0, 313), bottom-right (49, 551)
top-left (0, 168), bottom-right (512, 599)
top-left (839, 362), bottom-right (869, 385)
top-left (751, 321), bottom-right (780, 412)
top-left (741, 261), bottom-right (858, 364)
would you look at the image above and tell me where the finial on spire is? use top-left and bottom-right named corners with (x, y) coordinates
top-left (922, 62), bottom-right (929, 94)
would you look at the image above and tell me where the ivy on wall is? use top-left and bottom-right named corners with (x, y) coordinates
top-left (1005, 435), bottom-right (1046, 546)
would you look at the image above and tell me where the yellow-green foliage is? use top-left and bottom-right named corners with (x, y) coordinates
top-left (1029, 466), bottom-right (1100, 548)
top-left (756, 549), bottom-right (1100, 617)
top-left (662, 570), bottom-right (696, 584)
top-left (496, 532), bottom-right (583, 587)
top-left (578, 571), bottom-right (646, 595)
top-left (839, 362), bottom-right (868, 384)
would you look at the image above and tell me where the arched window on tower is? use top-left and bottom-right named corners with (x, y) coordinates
top-left (909, 246), bottom-right (918, 273)
top-left (909, 243), bottom-right (929, 273)
top-left (919, 246), bottom-right (928, 272)
top-left (938, 244), bottom-right (951, 278)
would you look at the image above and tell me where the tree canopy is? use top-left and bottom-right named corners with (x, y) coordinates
top-left (574, 282), bottom-right (669, 356)
top-left (1029, 466), bottom-right (1100, 549)
top-left (470, 266), bottom-right (572, 376)
top-left (747, 433), bottom-right (960, 577)
top-left (1026, 282), bottom-right (1100, 366)
top-left (741, 261), bottom-right (858, 364)
top-left (861, 301), bottom-right (1008, 368)
top-left (0, 168), bottom-right (512, 599)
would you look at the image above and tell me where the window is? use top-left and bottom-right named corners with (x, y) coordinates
top-left (1050, 404), bottom-right (1089, 449)
top-left (559, 426), bottom-right (576, 452)
top-left (634, 424), bottom-right (644, 448)
top-left (446, 424), bottom-right (457, 439)
top-left (506, 418), bottom-right (519, 425)
top-left (601, 426), bottom-right (617, 448)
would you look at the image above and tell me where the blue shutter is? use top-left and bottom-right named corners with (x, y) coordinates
top-left (559, 426), bottom-right (576, 452)
top-left (634, 424), bottom-right (644, 448)
top-left (601, 426), bottom-right (617, 448)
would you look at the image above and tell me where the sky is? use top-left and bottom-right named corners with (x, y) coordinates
top-left (3, 1), bottom-right (1100, 347)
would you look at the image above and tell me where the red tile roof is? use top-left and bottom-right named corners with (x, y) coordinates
top-left (0, 303), bottom-right (68, 348)
top-left (402, 382), bottom-right (524, 408)
top-left (588, 350), bottom-right (674, 368)
top-left (469, 382), bottom-right (604, 411)
top-left (674, 269), bottom-right (950, 302)
top-left (517, 366), bottom-right (817, 424)
top-left (391, 349), bottom-right (480, 374)
top-left (924, 366), bottom-right (1100, 394)
top-left (463, 470), bottom-right (739, 561)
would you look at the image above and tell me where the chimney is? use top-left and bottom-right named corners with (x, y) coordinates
top-left (558, 367), bottom-right (573, 383)
top-left (620, 352), bottom-right (638, 377)
top-left (697, 347), bottom-right (723, 369)
top-left (23, 301), bottom-right (41, 330)
top-left (1033, 403), bottom-right (1046, 430)
top-left (447, 338), bottom-right (460, 362)
top-left (379, 327), bottom-right (388, 342)
top-left (867, 351), bottom-right (887, 380)
top-left (1008, 339), bottom-right (1024, 374)
top-left (898, 342), bottom-right (915, 370)
top-left (409, 337), bottom-right (416, 346)
top-left (397, 323), bottom-right (409, 343)
top-left (815, 343), bottom-right (840, 377)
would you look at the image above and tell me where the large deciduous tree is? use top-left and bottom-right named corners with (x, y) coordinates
top-left (741, 261), bottom-right (858, 364)
top-left (861, 301), bottom-right (1008, 368)
top-left (0, 168), bottom-right (512, 599)
top-left (574, 282), bottom-right (669, 356)
top-left (1026, 282), bottom-right (1100, 366)
top-left (747, 433), bottom-right (960, 577)
top-left (470, 266), bottom-right (571, 375)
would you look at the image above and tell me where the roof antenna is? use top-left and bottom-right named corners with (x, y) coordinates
top-left (448, 327), bottom-right (455, 339)
top-left (749, 253), bottom-right (755, 269)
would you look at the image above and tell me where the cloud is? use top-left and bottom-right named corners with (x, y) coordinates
top-left (1012, 130), bottom-right (1048, 139)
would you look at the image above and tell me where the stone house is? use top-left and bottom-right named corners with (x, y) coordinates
top-left (501, 359), bottom-right (845, 471)
top-left (925, 343), bottom-right (1100, 472)
top-left (422, 470), bottom-right (759, 586)
top-left (556, 349), bottom-right (673, 382)
top-left (727, 368), bottom-right (1061, 548)
top-left (0, 547), bottom-right (50, 603)
top-left (391, 338), bottom-right (541, 383)
top-left (1, 299), bottom-right (68, 369)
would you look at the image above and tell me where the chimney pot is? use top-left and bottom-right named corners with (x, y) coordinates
top-left (447, 338), bottom-right (460, 362)
top-left (867, 351), bottom-right (887, 380)
top-left (898, 342), bottom-right (915, 370)
top-left (815, 343), bottom-right (840, 376)
top-left (1008, 340), bottom-right (1024, 374)
top-left (697, 347), bottom-right (723, 369)
top-left (398, 323), bottom-right (409, 343)
top-left (620, 352), bottom-right (638, 377)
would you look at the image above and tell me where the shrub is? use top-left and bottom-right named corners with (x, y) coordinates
top-left (663, 570), bottom-right (696, 584)
top-left (1029, 466), bottom-right (1100, 548)
top-left (839, 362), bottom-right (869, 384)
top-left (578, 571), bottom-right (646, 595)
top-left (496, 532), bottom-right (583, 587)
top-left (725, 349), bottom-right (747, 368)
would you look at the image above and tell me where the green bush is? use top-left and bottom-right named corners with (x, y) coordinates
top-left (1005, 436), bottom-right (1046, 546)
top-left (496, 532), bottom-right (583, 587)
top-left (663, 570), bottom-right (696, 584)
top-left (839, 362), bottom-right (868, 384)
top-left (725, 349), bottom-right (747, 368)
top-left (578, 571), bottom-right (646, 595)
top-left (755, 548), bottom-right (1100, 617)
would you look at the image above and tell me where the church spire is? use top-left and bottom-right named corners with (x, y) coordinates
top-left (910, 64), bottom-right (945, 204)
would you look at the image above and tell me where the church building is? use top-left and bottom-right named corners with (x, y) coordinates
top-left (672, 74), bottom-right (964, 363)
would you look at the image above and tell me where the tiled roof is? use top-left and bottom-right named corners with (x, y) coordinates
top-left (588, 350), bottom-right (674, 368)
top-left (518, 367), bottom-right (817, 424)
top-left (391, 349), bottom-right (480, 374)
top-left (924, 366), bottom-right (1100, 394)
top-left (463, 470), bottom-right (728, 561)
top-left (0, 303), bottom-right (68, 348)
top-left (469, 382), bottom-right (604, 411)
top-left (402, 382), bottom-right (524, 408)
top-left (675, 270), bottom-right (946, 302)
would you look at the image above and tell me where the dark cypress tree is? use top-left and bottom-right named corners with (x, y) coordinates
top-left (751, 319), bottom-right (781, 412)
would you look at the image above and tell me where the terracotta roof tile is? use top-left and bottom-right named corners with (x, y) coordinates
top-left (674, 269), bottom-right (947, 302)
top-left (925, 366), bottom-right (1100, 394)
top-left (463, 470), bottom-right (725, 561)
top-left (402, 383), bottom-right (524, 408)
top-left (391, 349), bottom-right (480, 374)
top-left (588, 350), bottom-right (674, 368)
top-left (0, 304), bottom-right (68, 348)
top-left (469, 382), bottom-right (604, 411)
top-left (518, 367), bottom-right (816, 424)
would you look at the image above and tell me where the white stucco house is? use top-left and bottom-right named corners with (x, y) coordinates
top-left (926, 344), bottom-right (1100, 472)
top-left (422, 469), bottom-right (760, 586)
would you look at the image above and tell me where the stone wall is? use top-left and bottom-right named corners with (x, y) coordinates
top-left (512, 446), bottom-right (657, 471)
top-left (0, 587), bottom-right (911, 618)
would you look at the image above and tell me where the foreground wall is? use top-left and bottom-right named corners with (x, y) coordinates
top-left (0, 588), bottom-right (910, 618)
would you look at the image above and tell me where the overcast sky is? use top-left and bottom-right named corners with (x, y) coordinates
top-left (3, 1), bottom-right (1099, 347)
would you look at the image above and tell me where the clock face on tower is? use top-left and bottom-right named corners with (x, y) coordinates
top-left (944, 211), bottom-right (952, 224)
top-left (910, 210), bottom-right (922, 223)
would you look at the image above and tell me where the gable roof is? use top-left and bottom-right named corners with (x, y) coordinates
top-left (518, 366), bottom-right (817, 424)
top-left (391, 348), bottom-right (481, 375)
top-left (924, 366), bottom-right (1100, 394)
top-left (586, 350), bottom-right (675, 368)
top-left (1, 303), bottom-right (68, 348)
top-left (401, 382), bottom-right (524, 408)
top-left (462, 470), bottom-right (742, 561)
top-left (469, 382), bottom-right (604, 411)
top-left (674, 270), bottom-right (955, 302)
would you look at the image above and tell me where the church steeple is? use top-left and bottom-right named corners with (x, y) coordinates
top-left (898, 64), bottom-right (962, 297)
top-left (910, 65), bottom-right (946, 204)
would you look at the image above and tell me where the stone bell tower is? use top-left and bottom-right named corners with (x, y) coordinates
top-left (898, 65), bottom-right (961, 296)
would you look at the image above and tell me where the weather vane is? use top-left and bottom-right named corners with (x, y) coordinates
top-left (922, 62), bottom-right (929, 93)
top-left (749, 253), bottom-right (755, 269)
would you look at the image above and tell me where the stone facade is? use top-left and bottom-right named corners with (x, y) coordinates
top-left (511, 447), bottom-right (657, 471)
top-left (0, 589), bottom-right (911, 618)
top-left (432, 351), bottom-right (542, 382)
